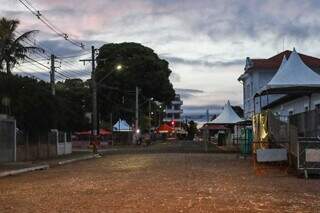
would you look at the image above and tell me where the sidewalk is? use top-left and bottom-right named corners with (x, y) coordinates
top-left (0, 151), bottom-right (100, 178)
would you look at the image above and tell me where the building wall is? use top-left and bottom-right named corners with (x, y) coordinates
top-left (242, 66), bottom-right (320, 119)
top-left (164, 94), bottom-right (183, 122)
top-left (270, 94), bottom-right (320, 116)
top-left (243, 69), bottom-right (279, 118)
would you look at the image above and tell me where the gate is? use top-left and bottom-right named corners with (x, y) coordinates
top-left (0, 117), bottom-right (16, 162)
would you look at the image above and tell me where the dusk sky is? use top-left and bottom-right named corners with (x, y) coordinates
top-left (2, 0), bottom-right (320, 112)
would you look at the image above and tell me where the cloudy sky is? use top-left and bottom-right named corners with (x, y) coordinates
top-left (2, 0), bottom-right (320, 112)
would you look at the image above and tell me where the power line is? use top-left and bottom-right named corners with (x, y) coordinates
top-left (14, 66), bottom-right (49, 81)
top-left (60, 62), bottom-right (91, 75)
top-left (18, 0), bottom-right (86, 49)
top-left (58, 51), bottom-right (91, 59)
top-left (55, 70), bottom-right (72, 79)
top-left (25, 56), bottom-right (50, 69)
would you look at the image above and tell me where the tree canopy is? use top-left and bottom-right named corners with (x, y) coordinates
top-left (0, 17), bottom-right (43, 74)
top-left (96, 42), bottom-right (175, 124)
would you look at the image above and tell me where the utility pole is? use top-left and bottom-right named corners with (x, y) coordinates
top-left (148, 99), bottom-right (151, 135)
top-left (80, 46), bottom-right (98, 140)
top-left (110, 112), bottom-right (113, 146)
top-left (91, 46), bottom-right (98, 138)
top-left (50, 54), bottom-right (55, 96)
top-left (135, 86), bottom-right (139, 132)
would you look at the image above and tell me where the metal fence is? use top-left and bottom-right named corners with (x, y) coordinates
top-left (0, 118), bottom-right (16, 162)
top-left (290, 109), bottom-right (320, 138)
top-left (252, 111), bottom-right (297, 154)
top-left (297, 138), bottom-right (320, 176)
top-left (252, 111), bottom-right (297, 174)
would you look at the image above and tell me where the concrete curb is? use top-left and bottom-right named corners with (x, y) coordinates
top-left (57, 154), bottom-right (101, 165)
top-left (0, 164), bottom-right (49, 178)
top-left (0, 154), bottom-right (101, 178)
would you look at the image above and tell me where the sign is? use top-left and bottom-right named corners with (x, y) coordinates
top-left (306, 149), bottom-right (320, 162)
top-left (256, 148), bottom-right (287, 162)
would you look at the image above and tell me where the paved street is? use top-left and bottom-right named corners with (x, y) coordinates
top-left (0, 141), bottom-right (320, 212)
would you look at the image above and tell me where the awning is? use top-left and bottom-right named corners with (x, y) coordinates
top-left (75, 128), bottom-right (112, 136)
top-left (200, 124), bottom-right (228, 130)
top-left (157, 124), bottom-right (173, 133)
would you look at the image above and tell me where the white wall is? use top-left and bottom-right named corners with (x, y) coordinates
top-left (57, 142), bottom-right (72, 155)
top-left (271, 94), bottom-right (320, 116)
top-left (56, 132), bottom-right (72, 156)
top-left (243, 69), bottom-right (278, 119)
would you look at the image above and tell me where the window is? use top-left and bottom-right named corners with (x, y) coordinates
top-left (288, 110), bottom-right (294, 116)
top-left (174, 105), bottom-right (180, 110)
top-left (246, 84), bottom-right (251, 99)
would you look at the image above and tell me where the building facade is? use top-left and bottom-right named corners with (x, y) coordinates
top-left (238, 50), bottom-right (320, 119)
top-left (163, 94), bottom-right (183, 123)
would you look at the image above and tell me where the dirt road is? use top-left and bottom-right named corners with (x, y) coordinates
top-left (0, 144), bottom-right (320, 212)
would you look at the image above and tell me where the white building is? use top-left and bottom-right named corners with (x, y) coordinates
top-left (163, 94), bottom-right (183, 123)
top-left (238, 49), bottom-right (320, 119)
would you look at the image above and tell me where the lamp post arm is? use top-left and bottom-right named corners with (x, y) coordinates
top-left (97, 69), bottom-right (117, 85)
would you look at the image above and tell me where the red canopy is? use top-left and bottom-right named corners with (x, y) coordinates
top-left (75, 128), bottom-right (112, 136)
top-left (157, 124), bottom-right (173, 133)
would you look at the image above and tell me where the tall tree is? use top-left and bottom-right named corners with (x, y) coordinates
top-left (0, 17), bottom-right (43, 74)
top-left (96, 42), bottom-right (175, 124)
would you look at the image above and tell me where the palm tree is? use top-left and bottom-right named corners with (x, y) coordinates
top-left (0, 17), bottom-right (43, 74)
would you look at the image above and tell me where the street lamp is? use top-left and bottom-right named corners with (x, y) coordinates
top-left (98, 63), bottom-right (123, 85)
top-left (80, 46), bottom-right (124, 152)
top-left (92, 63), bottom-right (123, 141)
top-left (116, 64), bottom-right (123, 71)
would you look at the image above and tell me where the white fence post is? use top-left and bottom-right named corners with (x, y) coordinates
top-left (64, 132), bottom-right (67, 155)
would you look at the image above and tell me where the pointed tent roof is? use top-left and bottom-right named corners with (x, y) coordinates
top-left (113, 119), bottom-right (132, 132)
top-left (210, 101), bottom-right (242, 124)
top-left (257, 48), bottom-right (320, 96)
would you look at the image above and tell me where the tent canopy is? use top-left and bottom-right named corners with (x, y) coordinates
top-left (75, 128), bottom-right (111, 136)
top-left (209, 101), bottom-right (243, 124)
top-left (200, 124), bottom-right (228, 130)
top-left (157, 124), bottom-right (173, 133)
top-left (257, 48), bottom-right (320, 96)
top-left (113, 119), bottom-right (132, 132)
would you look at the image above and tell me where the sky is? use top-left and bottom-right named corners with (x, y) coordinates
top-left (2, 0), bottom-right (320, 115)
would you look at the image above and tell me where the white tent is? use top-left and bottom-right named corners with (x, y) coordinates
top-left (113, 119), bottom-right (132, 132)
top-left (210, 101), bottom-right (243, 124)
top-left (257, 48), bottom-right (320, 95)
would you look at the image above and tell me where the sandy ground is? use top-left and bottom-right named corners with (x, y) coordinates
top-left (0, 144), bottom-right (320, 212)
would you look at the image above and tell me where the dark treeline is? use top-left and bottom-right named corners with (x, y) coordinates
top-left (0, 73), bottom-right (91, 134)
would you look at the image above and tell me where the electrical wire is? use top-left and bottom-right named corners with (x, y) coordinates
top-left (18, 0), bottom-right (86, 49)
